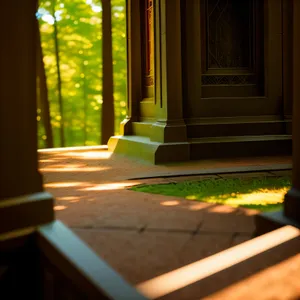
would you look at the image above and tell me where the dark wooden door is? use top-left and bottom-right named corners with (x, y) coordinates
top-left (183, 0), bottom-right (283, 118)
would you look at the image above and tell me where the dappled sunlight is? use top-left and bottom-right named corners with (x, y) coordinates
top-left (58, 150), bottom-right (112, 160)
top-left (39, 159), bottom-right (56, 163)
top-left (38, 146), bottom-right (108, 153)
top-left (45, 181), bottom-right (90, 188)
top-left (81, 181), bottom-right (139, 191)
top-left (54, 205), bottom-right (67, 211)
top-left (188, 203), bottom-right (214, 211)
top-left (208, 205), bottom-right (237, 213)
top-left (200, 188), bottom-right (288, 208)
top-left (131, 177), bottom-right (291, 212)
top-left (56, 196), bottom-right (81, 202)
top-left (160, 200), bottom-right (180, 207)
top-left (136, 226), bottom-right (300, 299)
top-left (40, 164), bottom-right (108, 172)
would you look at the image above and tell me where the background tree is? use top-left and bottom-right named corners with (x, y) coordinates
top-left (101, 0), bottom-right (115, 145)
top-left (37, 0), bottom-right (127, 148)
top-left (52, 0), bottom-right (65, 147)
top-left (36, 14), bottom-right (54, 148)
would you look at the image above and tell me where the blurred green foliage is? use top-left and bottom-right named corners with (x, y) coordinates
top-left (37, 0), bottom-right (127, 148)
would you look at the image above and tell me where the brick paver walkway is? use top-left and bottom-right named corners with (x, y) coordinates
top-left (38, 148), bottom-right (293, 299)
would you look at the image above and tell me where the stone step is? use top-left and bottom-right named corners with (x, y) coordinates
top-left (132, 118), bottom-right (292, 140)
top-left (187, 118), bottom-right (291, 138)
top-left (132, 122), bottom-right (153, 138)
top-left (189, 135), bottom-right (292, 160)
top-left (109, 135), bottom-right (292, 164)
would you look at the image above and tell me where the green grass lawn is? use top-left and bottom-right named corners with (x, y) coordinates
top-left (130, 176), bottom-right (292, 212)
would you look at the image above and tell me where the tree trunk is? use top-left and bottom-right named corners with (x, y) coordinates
top-left (82, 64), bottom-right (88, 146)
top-left (36, 17), bottom-right (54, 148)
top-left (101, 0), bottom-right (115, 145)
top-left (52, 0), bottom-right (65, 147)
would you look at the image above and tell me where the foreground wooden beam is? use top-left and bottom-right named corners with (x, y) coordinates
top-left (0, 0), bottom-right (43, 199)
top-left (137, 226), bottom-right (300, 299)
top-left (38, 221), bottom-right (147, 299)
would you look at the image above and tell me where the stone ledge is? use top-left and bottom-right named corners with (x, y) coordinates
top-left (255, 210), bottom-right (300, 236)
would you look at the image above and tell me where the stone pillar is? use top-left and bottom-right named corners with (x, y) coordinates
top-left (151, 0), bottom-right (187, 143)
top-left (0, 0), bottom-right (53, 233)
top-left (284, 0), bottom-right (300, 221)
top-left (108, 0), bottom-right (189, 163)
top-left (120, 0), bottom-right (142, 135)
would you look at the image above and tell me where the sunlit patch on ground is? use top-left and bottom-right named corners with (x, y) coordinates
top-left (54, 205), bottom-right (67, 211)
top-left (160, 200), bottom-right (181, 206)
top-left (81, 181), bottom-right (140, 191)
top-left (202, 188), bottom-right (288, 208)
top-left (131, 177), bottom-right (292, 212)
top-left (44, 181), bottom-right (89, 188)
top-left (58, 150), bottom-right (112, 160)
top-left (56, 196), bottom-right (80, 202)
top-left (40, 164), bottom-right (108, 172)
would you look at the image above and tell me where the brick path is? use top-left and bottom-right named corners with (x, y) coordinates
top-left (39, 148), bottom-right (293, 299)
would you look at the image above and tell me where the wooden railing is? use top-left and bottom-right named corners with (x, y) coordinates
top-left (0, 191), bottom-right (147, 300)
top-left (0, 221), bottom-right (147, 299)
top-left (38, 221), bottom-right (147, 299)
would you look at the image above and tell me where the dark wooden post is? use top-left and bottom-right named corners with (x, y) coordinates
top-left (0, 0), bottom-right (54, 233)
top-left (283, 0), bottom-right (300, 221)
top-left (101, 0), bottom-right (115, 145)
top-left (0, 0), bottom-right (43, 198)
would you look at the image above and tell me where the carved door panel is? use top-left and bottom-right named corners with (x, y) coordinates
top-left (183, 0), bottom-right (283, 118)
top-left (201, 0), bottom-right (263, 98)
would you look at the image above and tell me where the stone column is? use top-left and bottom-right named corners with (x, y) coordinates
top-left (120, 0), bottom-right (142, 135)
top-left (151, 0), bottom-right (187, 143)
top-left (284, 0), bottom-right (300, 221)
top-left (0, 0), bottom-right (53, 233)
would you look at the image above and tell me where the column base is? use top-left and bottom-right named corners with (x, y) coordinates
top-left (108, 135), bottom-right (190, 164)
top-left (119, 116), bottom-right (138, 136)
top-left (150, 120), bottom-right (187, 143)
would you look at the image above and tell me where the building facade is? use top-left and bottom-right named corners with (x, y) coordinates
top-left (109, 0), bottom-right (293, 164)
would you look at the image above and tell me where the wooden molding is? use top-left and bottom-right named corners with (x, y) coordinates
top-left (0, 192), bottom-right (54, 235)
top-left (37, 221), bottom-right (147, 299)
